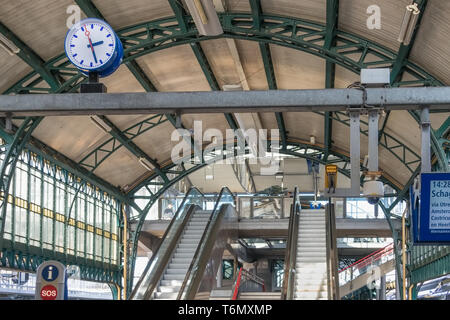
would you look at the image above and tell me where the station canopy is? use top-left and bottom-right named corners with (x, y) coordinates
top-left (1, 0), bottom-right (449, 195)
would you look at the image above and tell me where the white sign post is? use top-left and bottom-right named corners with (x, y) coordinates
top-left (35, 260), bottom-right (66, 300)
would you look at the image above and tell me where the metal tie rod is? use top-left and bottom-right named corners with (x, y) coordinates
top-left (1, 87), bottom-right (450, 116)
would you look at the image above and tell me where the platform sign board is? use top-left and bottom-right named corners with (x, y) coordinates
top-left (413, 173), bottom-right (450, 244)
top-left (35, 261), bottom-right (66, 300)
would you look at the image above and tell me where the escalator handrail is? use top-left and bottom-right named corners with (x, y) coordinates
top-left (130, 187), bottom-right (205, 300)
top-left (177, 187), bottom-right (235, 300)
top-left (281, 187), bottom-right (300, 300)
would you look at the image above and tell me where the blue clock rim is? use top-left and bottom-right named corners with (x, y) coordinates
top-left (64, 18), bottom-right (119, 72)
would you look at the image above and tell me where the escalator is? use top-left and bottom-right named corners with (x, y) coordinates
top-left (282, 187), bottom-right (339, 300)
top-left (130, 187), bottom-right (237, 300)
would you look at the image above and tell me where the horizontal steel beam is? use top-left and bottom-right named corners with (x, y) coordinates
top-left (1, 88), bottom-right (450, 116)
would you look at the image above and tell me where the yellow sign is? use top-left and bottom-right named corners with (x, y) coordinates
top-left (325, 165), bottom-right (338, 190)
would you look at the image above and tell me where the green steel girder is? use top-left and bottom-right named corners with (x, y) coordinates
top-left (2, 13), bottom-right (437, 189)
top-left (249, 0), bottom-right (263, 31)
top-left (4, 13), bottom-right (445, 171)
top-left (0, 22), bottom-right (60, 91)
top-left (0, 117), bottom-right (43, 251)
top-left (324, 1), bottom-right (338, 160)
top-left (5, 13), bottom-right (444, 95)
top-left (411, 253), bottom-right (450, 286)
top-left (436, 117), bottom-right (450, 140)
top-left (78, 114), bottom-right (168, 174)
top-left (96, 116), bottom-right (169, 183)
top-left (190, 42), bottom-right (220, 91)
top-left (168, 0), bottom-right (189, 33)
top-left (74, 0), bottom-right (106, 20)
top-left (0, 243), bottom-right (121, 285)
top-left (251, 1), bottom-right (287, 150)
top-left (125, 60), bottom-right (158, 92)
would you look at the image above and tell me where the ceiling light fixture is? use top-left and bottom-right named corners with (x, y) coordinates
top-left (185, 0), bottom-right (224, 36)
top-left (139, 157), bottom-right (154, 171)
top-left (90, 115), bottom-right (112, 133)
top-left (398, 3), bottom-right (420, 46)
top-left (0, 33), bottom-right (20, 56)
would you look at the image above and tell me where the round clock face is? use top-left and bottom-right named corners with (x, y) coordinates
top-left (65, 18), bottom-right (117, 71)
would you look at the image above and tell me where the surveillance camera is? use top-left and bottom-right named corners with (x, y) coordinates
top-left (367, 197), bottom-right (380, 205)
top-left (363, 180), bottom-right (384, 205)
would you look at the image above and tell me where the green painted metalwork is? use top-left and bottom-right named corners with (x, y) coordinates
top-left (0, 140), bottom-right (122, 284)
top-left (5, 13), bottom-right (443, 95)
top-left (0, 22), bottom-right (60, 91)
top-left (125, 60), bottom-right (157, 92)
top-left (74, 0), bottom-right (105, 20)
top-left (410, 247), bottom-right (450, 284)
top-left (323, 1), bottom-right (338, 160)
top-left (94, 116), bottom-right (169, 183)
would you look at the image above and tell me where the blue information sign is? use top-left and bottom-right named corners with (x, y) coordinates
top-left (42, 265), bottom-right (59, 282)
top-left (413, 172), bottom-right (450, 244)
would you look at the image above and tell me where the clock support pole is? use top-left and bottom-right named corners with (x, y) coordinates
top-left (81, 72), bottom-right (107, 93)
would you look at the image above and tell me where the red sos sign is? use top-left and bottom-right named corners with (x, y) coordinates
top-left (40, 284), bottom-right (58, 300)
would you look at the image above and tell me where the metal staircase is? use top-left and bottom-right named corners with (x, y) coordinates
top-left (294, 209), bottom-right (328, 300)
top-left (154, 210), bottom-right (210, 300)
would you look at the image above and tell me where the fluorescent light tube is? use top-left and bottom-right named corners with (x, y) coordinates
top-left (398, 3), bottom-right (420, 45)
top-left (90, 115), bottom-right (112, 133)
top-left (185, 0), bottom-right (224, 36)
top-left (0, 33), bottom-right (20, 56)
top-left (139, 157), bottom-right (154, 171)
top-left (193, 0), bottom-right (208, 24)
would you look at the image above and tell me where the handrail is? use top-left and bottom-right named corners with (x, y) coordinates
top-left (339, 243), bottom-right (394, 273)
top-left (231, 267), bottom-right (243, 300)
top-left (231, 268), bottom-right (265, 300)
top-left (177, 187), bottom-right (235, 300)
top-left (130, 187), bottom-right (205, 300)
top-left (240, 269), bottom-right (265, 288)
top-left (281, 187), bottom-right (300, 300)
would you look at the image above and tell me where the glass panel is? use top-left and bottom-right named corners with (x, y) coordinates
top-left (239, 198), bottom-right (251, 218)
top-left (252, 197), bottom-right (282, 219)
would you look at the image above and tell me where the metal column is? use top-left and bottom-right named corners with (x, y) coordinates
top-left (420, 106), bottom-right (431, 173)
top-left (350, 111), bottom-right (361, 194)
top-left (368, 110), bottom-right (379, 172)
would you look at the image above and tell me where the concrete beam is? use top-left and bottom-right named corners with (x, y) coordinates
top-left (1, 87), bottom-right (450, 116)
top-left (137, 218), bottom-right (397, 239)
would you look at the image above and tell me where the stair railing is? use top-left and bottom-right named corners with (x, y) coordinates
top-left (231, 268), bottom-right (266, 300)
top-left (281, 187), bottom-right (300, 300)
top-left (339, 243), bottom-right (395, 285)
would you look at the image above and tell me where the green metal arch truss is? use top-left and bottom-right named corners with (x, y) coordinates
top-left (1, 11), bottom-right (448, 296)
